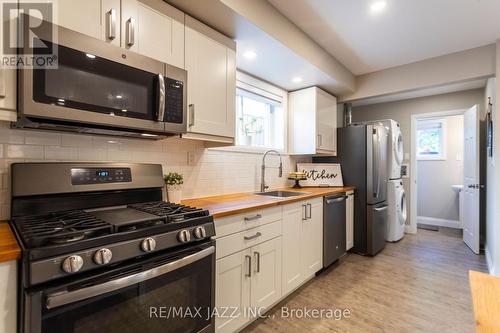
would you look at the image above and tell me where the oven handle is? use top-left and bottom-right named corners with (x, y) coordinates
top-left (156, 73), bottom-right (166, 122)
top-left (45, 246), bottom-right (215, 310)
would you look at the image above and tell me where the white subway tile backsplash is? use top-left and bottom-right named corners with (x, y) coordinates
top-left (0, 123), bottom-right (310, 220)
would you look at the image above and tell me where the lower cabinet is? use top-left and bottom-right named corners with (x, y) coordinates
top-left (0, 260), bottom-right (17, 333)
top-left (215, 237), bottom-right (282, 333)
top-left (282, 198), bottom-right (323, 296)
top-left (346, 190), bottom-right (354, 251)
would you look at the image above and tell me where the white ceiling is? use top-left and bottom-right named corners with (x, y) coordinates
top-left (268, 0), bottom-right (500, 75)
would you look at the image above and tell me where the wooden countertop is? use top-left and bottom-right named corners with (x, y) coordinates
top-left (182, 187), bottom-right (355, 218)
top-left (0, 221), bottom-right (21, 263)
top-left (469, 270), bottom-right (500, 333)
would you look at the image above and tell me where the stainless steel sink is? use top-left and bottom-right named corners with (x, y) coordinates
top-left (254, 190), bottom-right (309, 198)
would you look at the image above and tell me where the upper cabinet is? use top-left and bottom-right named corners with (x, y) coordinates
top-left (288, 87), bottom-right (337, 155)
top-left (52, 0), bottom-right (185, 68)
top-left (183, 15), bottom-right (236, 144)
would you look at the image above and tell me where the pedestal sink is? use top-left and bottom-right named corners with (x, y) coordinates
top-left (452, 185), bottom-right (464, 228)
top-left (452, 184), bottom-right (464, 193)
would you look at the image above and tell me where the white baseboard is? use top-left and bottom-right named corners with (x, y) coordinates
top-left (417, 216), bottom-right (461, 229)
top-left (485, 246), bottom-right (495, 275)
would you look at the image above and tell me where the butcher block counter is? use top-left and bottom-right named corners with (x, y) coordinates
top-left (469, 270), bottom-right (500, 333)
top-left (0, 221), bottom-right (21, 263)
top-left (182, 186), bottom-right (355, 219)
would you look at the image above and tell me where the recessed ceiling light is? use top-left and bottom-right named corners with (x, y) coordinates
top-left (243, 50), bottom-right (257, 60)
top-left (86, 53), bottom-right (96, 59)
top-left (121, 109), bottom-right (127, 112)
top-left (57, 98), bottom-right (65, 102)
top-left (370, 0), bottom-right (387, 13)
top-left (107, 140), bottom-right (118, 144)
top-left (116, 95), bottom-right (123, 99)
top-left (141, 133), bottom-right (158, 137)
top-left (292, 77), bottom-right (303, 83)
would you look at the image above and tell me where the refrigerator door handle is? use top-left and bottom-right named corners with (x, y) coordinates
top-left (374, 205), bottom-right (388, 212)
top-left (373, 128), bottom-right (381, 199)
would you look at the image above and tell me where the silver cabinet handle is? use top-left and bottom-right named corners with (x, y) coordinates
top-left (244, 214), bottom-right (262, 222)
top-left (302, 204), bottom-right (307, 220)
top-left (307, 203), bottom-right (312, 219)
top-left (244, 232), bottom-right (262, 241)
top-left (126, 17), bottom-right (135, 46)
top-left (188, 104), bottom-right (195, 127)
top-left (46, 246), bottom-right (214, 309)
top-left (106, 8), bottom-right (117, 40)
top-left (254, 251), bottom-right (260, 273)
top-left (157, 74), bottom-right (165, 122)
top-left (245, 255), bottom-right (252, 277)
top-left (106, 8), bottom-right (116, 40)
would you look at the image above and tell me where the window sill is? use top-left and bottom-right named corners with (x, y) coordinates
top-left (208, 145), bottom-right (287, 155)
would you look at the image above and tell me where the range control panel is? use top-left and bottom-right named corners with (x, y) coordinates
top-left (71, 168), bottom-right (132, 185)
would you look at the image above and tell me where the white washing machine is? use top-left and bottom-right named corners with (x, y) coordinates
top-left (386, 120), bottom-right (404, 180)
top-left (386, 179), bottom-right (407, 242)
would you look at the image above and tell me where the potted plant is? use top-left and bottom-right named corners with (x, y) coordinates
top-left (164, 172), bottom-right (184, 203)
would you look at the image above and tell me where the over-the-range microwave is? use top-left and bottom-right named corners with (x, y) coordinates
top-left (15, 18), bottom-right (187, 139)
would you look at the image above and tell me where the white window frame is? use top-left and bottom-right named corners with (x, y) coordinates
top-left (416, 118), bottom-right (447, 161)
top-left (211, 71), bottom-right (288, 154)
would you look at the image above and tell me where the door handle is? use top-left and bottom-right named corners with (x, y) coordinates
top-left (188, 104), bottom-right (195, 127)
top-left (254, 251), bottom-right (260, 273)
top-left (326, 196), bottom-right (348, 204)
top-left (126, 17), bottom-right (135, 46)
top-left (106, 8), bottom-right (117, 40)
top-left (374, 205), bottom-right (388, 212)
top-left (244, 214), bottom-right (262, 222)
top-left (156, 74), bottom-right (165, 122)
top-left (244, 232), bottom-right (262, 241)
top-left (245, 255), bottom-right (252, 277)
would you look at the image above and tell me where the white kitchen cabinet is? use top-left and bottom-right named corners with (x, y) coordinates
top-left (282, 197), bottom-right (323, 296)
top-left (289, 86), bottom-right (337, 155)
top-left (346, 190), bottom-right (354, 251)
top-left (0, 4), bottom-right (17, 121)
top-left (52, 0), bottom-right (102, 40)
top-left (250, 237), bottom-right (282, 310)
top-left (215, 249), bottom-right (251, 333)
top-left (0, 260), bottom-right (17, 333)
top-left (183, 15), bottom-right (236, 144)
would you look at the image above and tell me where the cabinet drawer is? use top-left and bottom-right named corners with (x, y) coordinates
top-left (214, 206), bottom-right (282, 238)
top-left (216, 220), bottom-right (282, 259)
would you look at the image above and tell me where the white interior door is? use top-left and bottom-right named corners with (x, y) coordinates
top-left (463, 105), bottom-right (480, 254)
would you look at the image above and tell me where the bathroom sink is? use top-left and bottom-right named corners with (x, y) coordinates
top-left (452, 185), bottom-right (464, 193)
top-left (254, 190), bottom-right (309, 198)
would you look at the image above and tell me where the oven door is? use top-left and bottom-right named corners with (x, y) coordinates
top-left (18, 22), bottom-right (179, 134)
top-left (25, 243), bottom-right (215, 333)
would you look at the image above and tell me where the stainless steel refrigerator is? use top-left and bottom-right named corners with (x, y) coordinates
top-left (314, 123), bottom-right (388, 255)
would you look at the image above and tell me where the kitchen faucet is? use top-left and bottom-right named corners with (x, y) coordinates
top-left (260, 150), bottom-right (283, 192)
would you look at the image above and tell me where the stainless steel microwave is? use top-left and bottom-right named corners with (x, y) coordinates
top-left (16, 20), bottom-right (187, 139)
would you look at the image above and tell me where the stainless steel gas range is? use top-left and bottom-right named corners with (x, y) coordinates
top-left (10, 163), bottom-right (215, 333)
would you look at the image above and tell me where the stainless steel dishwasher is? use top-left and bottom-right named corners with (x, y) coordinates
top-left (323, 193), bottom-right (347, 267)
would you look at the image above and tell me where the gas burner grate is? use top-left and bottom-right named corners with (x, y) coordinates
top-left (130, 201), bottom-right (209, 223)
top-left (13, 210), bottom-right (113, 248)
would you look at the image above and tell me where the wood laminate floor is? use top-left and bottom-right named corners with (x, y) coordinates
top-left (242, 229), bottom-right (487, 333)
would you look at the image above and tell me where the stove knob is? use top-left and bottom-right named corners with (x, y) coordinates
top-left (193, 226), bottom-right (207, 239)
top-left (93, 248), bottom-right (113, 265)
top-left (177, 229), bottom-right (191, 243)
top-left (141, 237), bottom-right (157, 252)
top-left (62, 255), bottom-right (84, 273)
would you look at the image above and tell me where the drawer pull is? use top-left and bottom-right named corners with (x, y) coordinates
top-left (244, 214), bottom-right (262, 222)
top-left (245, 255), bottom-right (252, 277)
top-left (244, 232), bottom-right (262, 241)
top-left (254, 251), bottom-right (260, 273)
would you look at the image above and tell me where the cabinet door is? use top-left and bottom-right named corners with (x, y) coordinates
top-left (215, 249), bottom-right (251, 333)
top-left (316, 88), bottom-right (337, 153)
top-left (185, 20), bottom-right (235, 138)
top-left (250, 237), bottom-right (282, 311)
top-left (302, 199), bottom-right (323, 277)
top-left (52, 0), bottom-right (102, 39)
top-left (136, 1), bottom-right (185, 68)
top-left (282, 203), bottom-right (305, 295)
top-left (0, 10), bottom-right (16, 117)
top-left (288, 87), bottom-right (316, 154)
top-left (346, 191), bottom-right (354, 250)
top-left (101, 0), bottom-right (121, 46)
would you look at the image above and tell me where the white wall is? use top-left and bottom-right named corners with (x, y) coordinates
top-left (417, 115), bottom-right (464, 222)
top-left (352, 89), bottom-right (485, 227)
top-left (0, 122), bottom-right (309, 220)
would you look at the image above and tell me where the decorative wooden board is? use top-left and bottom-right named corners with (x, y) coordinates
top-left (296, 163), bottom-right (344, 187)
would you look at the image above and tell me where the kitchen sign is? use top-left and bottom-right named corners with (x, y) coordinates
top-left (297, 163), bottom-right (344, 187)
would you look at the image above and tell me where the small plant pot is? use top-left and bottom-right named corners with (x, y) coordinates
top-left (242, 135), bottom-right (252, 146)
top-left (167, 185), bottom-right (182, 204)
